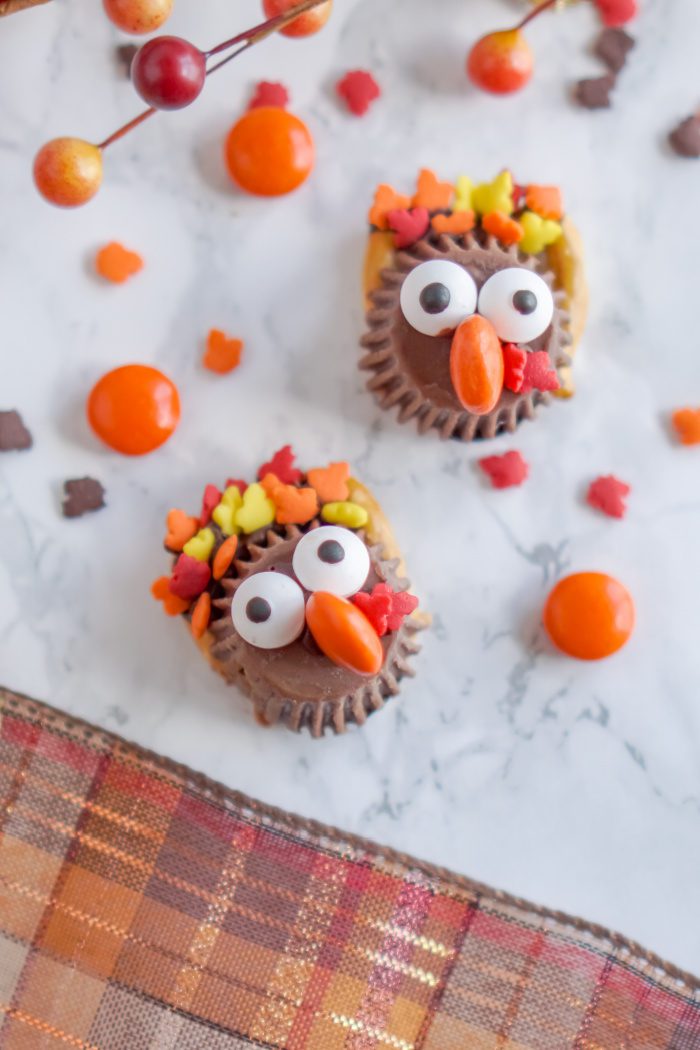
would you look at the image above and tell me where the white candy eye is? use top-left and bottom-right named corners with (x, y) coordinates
top-left (400, 260), bottom-right (478, 337)
top-left (231, 572), bottom-right (305, 649)
top-left (477, 267), bottom-right (554, 344)
top-left (292, 526), bottom-right (370, 598)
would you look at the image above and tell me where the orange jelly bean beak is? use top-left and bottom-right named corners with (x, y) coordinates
top-left (305, 592), bottom-right (384, 676)
top-left (449, 314), bottom-right (504, 415)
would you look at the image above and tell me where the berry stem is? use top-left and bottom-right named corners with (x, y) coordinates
top-left (97, 0), bottom-right (328, 153)
top-left (515, 0), bottom-right (562, 30)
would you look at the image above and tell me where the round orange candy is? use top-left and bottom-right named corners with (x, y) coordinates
top-left (224, 107), bottom-right (314, 197)
top-left (543, 572), bottom-right (635, 661)
top-left (87, 365), bottom-right (181, 456)
top-left (262, 0), bottom-right (332, 37)
top-left (103, 0), bottom-right (172, 34)
top-left (33, 138), bottom-right (103, 208)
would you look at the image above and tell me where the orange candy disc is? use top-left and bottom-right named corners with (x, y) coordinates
top-left (305, 591), bottom-right (384, 676)
top-left (87, 364), bottom-right (181, 456)
top-left (449, 314), bottom-right (504, 415)
top-left (544, 572), bottom-right (635, 661)
top-left (224, 107), bottom-right (314, 197)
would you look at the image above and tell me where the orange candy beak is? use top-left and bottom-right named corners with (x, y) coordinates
top-left (449, 314), bottom-right (504, 415)
top-left (305, 591), bottom-right (384, 676)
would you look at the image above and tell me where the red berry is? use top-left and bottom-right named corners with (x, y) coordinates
top-left (131, 36), bottom-right (206, 111)
top-left (467, 29), bottom-right (533, 95)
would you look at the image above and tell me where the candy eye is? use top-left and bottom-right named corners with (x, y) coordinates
top-left (477, 267), bottom-right (554, 344)
top-left (292, 526), bottom-right (370, 597)
top-left (400, 260), bottom-right (478, 337)
top-left (231, 572), bottom-right (305, 649)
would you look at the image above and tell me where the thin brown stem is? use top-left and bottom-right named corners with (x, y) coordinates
top-left (516, 0), bottom-right (561, 30)
top-left (98, 0), bottom-right (328, 153)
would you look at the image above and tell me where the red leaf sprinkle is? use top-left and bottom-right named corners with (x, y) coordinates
top-left (248, 81), bottom-right (290, 110)
top-left (257, 445), bottom-right (302, 485)
top-left (586, 475), bottom-right (630, 519)
top-left (479, 451), bottom-right (529, 490)
top-left (200, 484), bottom-right (222, 527)
top-left (502, 344), bottom-right (528, 394)
top-left (386, 207), bottom-right (430, 249)
top-left (169, 554), bottom-right (211, 600)
top-left (336, 70), bottom-right (381, 116)
top-left (521, 351), bottom-right (560, 394)
top-left (352, 583), bottom-right (418, 637)
top-left (225, 478), bottom-right (248, 495)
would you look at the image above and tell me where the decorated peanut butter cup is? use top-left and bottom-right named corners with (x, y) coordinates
top-left (362, 169), bottom-right (588, 440)
top-left (152, 447), bottom-right (423, 736)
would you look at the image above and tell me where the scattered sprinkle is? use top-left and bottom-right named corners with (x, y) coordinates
top-left (574, 74), bottom-right (615, 109)
top-left (671, 407), bottom-right (700, 446)
top-left (115, 43), bottom-right (138, 77)
top-left (190, 591), bottom-right (212, 640)
top-left (593, 0), bottom-right (638, 28)
top-left (271, 483), bottom-right (318, 526)
top-left (521, 351), bottom-right (561, 394)
top-left (352, 583), bottom-right (418, 636)
top-left (412, 169), bottom-right (454, 211)
top-left (321, 501), bottom-right (368, 529)
top-left (165, 508), bottom-right (199, 552)
top-left (587, 475), bottom-right (630, 519)
top-left (368, 184), bottom-right (412, 230)
top-left (200, 484), bottom-right (222, 527)
top-left (502, 344), bottom-right (528, 394)
top-left (213, 485), bottom-right (243, 536)
top-left (248, 80), bottom-right (289, 110)
top-left (62, 477), bottom-right (106, 518)
top-left (336, 70), bottom-right (381, 116)
top-left (386, 207), bottom-right (430, 249)
top-left (482, 210), bottom-right (524, 246)
top-left (431, 211), bottom-right (475, 235)
top-left (258, 446), bottom-right (302, 485)
top-left (169, 553), bottom-right (211, 600)
top-left (669, 116), bottom-right (700, 159)
top-left (151, 576), bottom-right (190, 617)
top-left (203, 329), bottom-right (243, 375)
top-left (472, 172), bottom-right (514, 217)
top-left (518, 212), bottom-right (562, 255)
top-left (594, 27), bottom-right (635, 73)
top-left (95, 242), bottom-right (144, 284)
top-left (235, 482), bottom-right (276, 533)
top-left (524, 184), bottom-right (563, 221)
top-left (213, 535), bottom-right (239, 580)
top-left (479, 450), bottom-right (529, 490)
top-left (306, 461), bottom-right (350, 503)
top-left (225, 478), bottom-right (248, 495)
top-left (183, 527), bottom-right (216, 563)
top-left (0, 410), bottom-right (32, 452)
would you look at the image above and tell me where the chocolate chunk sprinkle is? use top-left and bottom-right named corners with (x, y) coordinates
top-left (669, 115), bottom-right (700, 158)
top-left (595, 28), bottom-right (635, 74)
top-left (574, 74), bottom-right (616, 110)
top-left (0, 410), bottom-right (32, 451)
top-left (62, 477), bottom-right (106, 518)
top-left (115, 43), bottom-right (138, 77)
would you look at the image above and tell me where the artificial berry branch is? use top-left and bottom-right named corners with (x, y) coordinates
top-left (516, 0), bottom-right (563, 31)
top-left (100, 0), bottom-right (328, 151)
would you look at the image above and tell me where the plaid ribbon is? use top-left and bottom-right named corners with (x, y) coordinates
top-left (0, 687), bottom-right (698, 1049)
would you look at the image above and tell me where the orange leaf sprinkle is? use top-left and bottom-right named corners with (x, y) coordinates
top-left (151, 576), bottom-right (190, 617)
top-left (431, 211), bottom-right (476, 235)
top-left (368, 184), bottom-right (411, 230)
top-left (164, 508), bottom-right (199, 552)
top-left (412, 169), bottom-right (454, 211)
top-left (272, 484), bottom-right (318, 525)
top-left (482, 211), bottom-right (524, 246)
top-left (671, 407), bottom-right (700, 446)
top-left (203, 329), bottom-right (243, 375)
top-left (259, 472), bottom-right (282, 497)
top-left (212, 535), bottom-right (239, 580)
top-left (190, 592), bottom-right (212, 640)
top-left (524, 184), bottom-right (563, 221)
top-left (95, 242), bottom-right (144, 284)
top-left (307, 461), bottom-right (350, 503)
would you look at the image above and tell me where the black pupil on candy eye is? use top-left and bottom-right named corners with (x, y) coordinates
top-left (513, 289), bottom-right (537, 315)
top-left (419, 282), bottom-right (451, 314)
top-left (246, 597), bottom-right (272, 623)
top-left (318, 539), bottom-right (345, 564)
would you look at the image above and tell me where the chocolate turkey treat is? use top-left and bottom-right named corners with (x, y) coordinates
top-left (152, 447), bottom-right (422, 737)
top-left (361, 170), bottom-right (588, 440)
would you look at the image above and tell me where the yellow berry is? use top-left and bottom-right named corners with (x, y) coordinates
top-left (33, 138), bottom-right (103, 208)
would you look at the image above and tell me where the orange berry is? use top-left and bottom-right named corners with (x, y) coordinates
top-left (306, 591), bottom-right (384, 676)
top-left (544, 572), bottom-right (635, 661)
top-left (467, 29), bottom-right (533, 95)
top-left (262, 0), bottom-right (332, 38)
top-left (224, 107), bottom-right (314, 197)
top-left (87, 364), bottom-right (181, 456)
top-left (33, 138), bottom-right (103, 208)
top-left (103, 0), bottom-right (172, 34)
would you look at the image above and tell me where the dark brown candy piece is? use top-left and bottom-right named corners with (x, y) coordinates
top-left (669, 115), bottom-right (700, 158)
top-left (62, 477), bottom-right (106, 518)
top-left (574, 74), bottom-right (616, 110)
top-left (595, 28), bottom-right (635, 73)
top-left (0, 410), bottom-right (32, 451)
top-left (115, 43), bottom-right (138, 77)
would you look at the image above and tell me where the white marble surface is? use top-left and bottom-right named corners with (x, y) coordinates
top-left (1, 0), bottom-right (699, 974)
